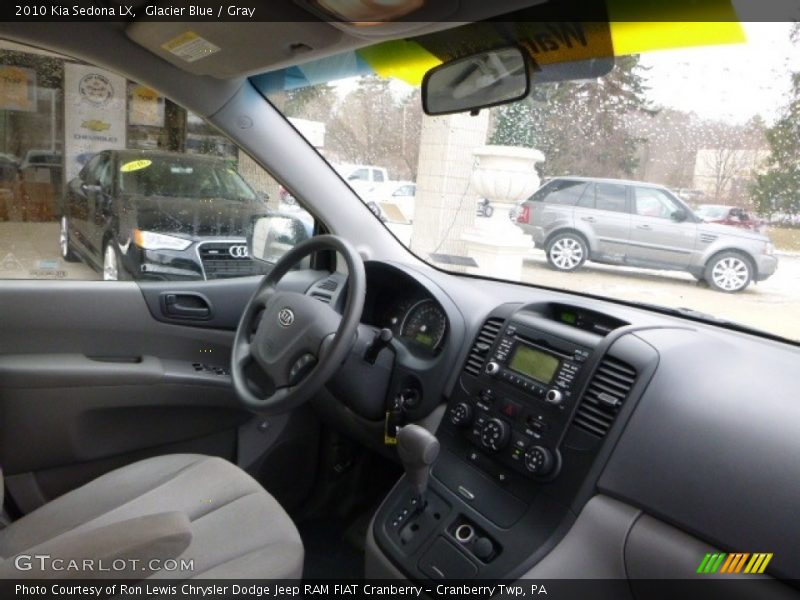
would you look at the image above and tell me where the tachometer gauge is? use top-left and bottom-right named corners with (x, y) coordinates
top-left (400, 299), bottom-right (447, 351)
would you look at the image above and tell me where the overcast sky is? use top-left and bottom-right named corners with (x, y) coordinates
top-left (640, 22), bottom-right (799, 125)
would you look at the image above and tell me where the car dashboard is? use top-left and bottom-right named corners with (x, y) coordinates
top-left (325, 260), bottom-right (800, 588)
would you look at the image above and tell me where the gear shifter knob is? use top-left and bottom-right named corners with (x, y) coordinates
top-left (397, 424), bottom-right (440, 503)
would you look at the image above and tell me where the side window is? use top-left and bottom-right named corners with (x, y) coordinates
top-left (0, 40), bottom-right (313, 282)
top-left (595, 183), bottom-right (628, 213)
top-left (634, 187), bottom-right (679, 219)
top-left (396, 185), bottom-right (414, 196)
top-left (541, 180), bottom-right (589, 206)
top-left (372, 169), bottom-right (385, 183)
top-left (350, 168), bottom-right (369, 182)
top-left (577, 185), bottom-right (596, 208)
top-left (80, 154), bottom-right (104, 184)
top-left (95, 157), bottom-right (112, 191)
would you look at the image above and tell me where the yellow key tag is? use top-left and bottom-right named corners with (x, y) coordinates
top-left (384, 411), bottom-right (399, 445)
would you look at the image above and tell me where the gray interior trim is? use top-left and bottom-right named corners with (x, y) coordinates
top-left (521, 495), bottom-right (639, 581)
top-left (0, 281), bottom-right (235, 360)
top-left (599, 327), bottom-right (800, 580)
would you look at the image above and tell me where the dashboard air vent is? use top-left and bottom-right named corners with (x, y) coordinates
top-left (319, 278), bottom-right (338, 292)
top-left (463, 318), bottom-right (504, 377)
top-left (573, 356), bottom-right (636, 438)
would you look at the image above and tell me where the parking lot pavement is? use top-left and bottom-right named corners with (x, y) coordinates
top-left (522, 250), bottom-right (800, 342)
top-left (2, 222), bottom-right (798, 342)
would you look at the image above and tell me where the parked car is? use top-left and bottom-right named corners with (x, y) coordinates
top-left (695, 204), bottom-right (766, 233)
top-left (61, 149), bottom-right (309, 281)
top-left (364, 181), bottom-right (416, 223)
top-left (19, 149), bottom-right (63, 188)
top-left (20, 149), bottom-right (61, 171)
top-left (476, 198), bottom-right (494, 218)
top-left (515, 177), bottom-right (777, 292)
top-left (334, 163), bottom-right (389, 197)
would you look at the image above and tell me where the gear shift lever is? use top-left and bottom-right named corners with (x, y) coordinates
top-left (397, 424), bottom-right (440, 505)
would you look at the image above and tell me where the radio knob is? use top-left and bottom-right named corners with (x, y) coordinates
top-left (524, 446), bottom-right (554, 475)
top-left (449, 402), bottom-right (473, 427)
top-left (545, 389), bottom-right (563, 406)
top-left (480, 418), bottom-right (510, 451)
top-left (485, 361), bottom-right (501, 376)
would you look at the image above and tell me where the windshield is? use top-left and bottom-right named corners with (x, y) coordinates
top-left (258, 22), bottom-right (800, 343)
top-left (119, 155), bottom-right (257, 201)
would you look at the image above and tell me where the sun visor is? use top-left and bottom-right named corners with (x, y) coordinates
top-left (126, 20), bottom-right (350, 79)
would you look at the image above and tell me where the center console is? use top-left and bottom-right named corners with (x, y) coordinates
top-left (369, 302), bottom-right (656, 580)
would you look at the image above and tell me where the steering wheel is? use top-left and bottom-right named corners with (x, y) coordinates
top-left (231, 235), bottom-right (365, 414)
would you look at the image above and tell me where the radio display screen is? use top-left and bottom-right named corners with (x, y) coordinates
top-left (508, 344), bottom-right (560, 385)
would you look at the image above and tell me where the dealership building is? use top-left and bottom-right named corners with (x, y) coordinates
top-left (0, 40), bottom-right (251, 224)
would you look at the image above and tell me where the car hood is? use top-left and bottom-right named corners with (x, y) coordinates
top-left (697, 221), bottom-right (769, 242)
top-left (128, 195), bottom-right (265, 238)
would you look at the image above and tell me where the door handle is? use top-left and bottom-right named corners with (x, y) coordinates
top-left (636, 224), bottom-right (652, 230)
top-left (161, 292), bottom-right (212, 320)
top-left (580, 216), bottom-right (596, 222)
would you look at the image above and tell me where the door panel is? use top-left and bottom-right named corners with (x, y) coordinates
top-left (0, 277), bottom-right (318, 512)
top-left (572, 183), bottom-right (631, 259)
top-left (629, 187), bottom-right (697, 267)
top-left (628, 215), bottom-right (697, 267)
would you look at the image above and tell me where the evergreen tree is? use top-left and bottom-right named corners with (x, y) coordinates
top-left (490, 55), bottom-right (654, 178)
top-left (752, 25), bottom-right (800, 218)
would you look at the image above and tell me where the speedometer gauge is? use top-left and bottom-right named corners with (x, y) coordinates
top-left (400, 299), bottom-right (447, 351)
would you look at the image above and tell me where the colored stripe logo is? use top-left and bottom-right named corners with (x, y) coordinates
top-left (697, 553), bottom-right (773, 574)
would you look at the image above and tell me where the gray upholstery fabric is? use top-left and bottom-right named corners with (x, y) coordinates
top-left (0, 454), bottom-right (303, 579)
top-left (0, 511), bottom-right (193, 579)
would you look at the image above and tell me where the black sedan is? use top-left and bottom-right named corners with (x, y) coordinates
top-left (61, 150), bottom-right (283, 280)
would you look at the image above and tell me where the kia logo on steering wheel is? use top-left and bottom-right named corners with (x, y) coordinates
top-left (278, 308), bottom-right (295, 327)
top-left (229, 245), bottom-right (248, 259)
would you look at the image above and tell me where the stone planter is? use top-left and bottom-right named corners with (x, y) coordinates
top-left (463, 145), bottom-right (544, 281)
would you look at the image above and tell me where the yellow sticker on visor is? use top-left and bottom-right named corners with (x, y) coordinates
top-left (120, 159), bottom-right (152, 173)
top-left (608, 0), bottom-right (745, 55)
top-left (358, 40), bottom-right (441, 87)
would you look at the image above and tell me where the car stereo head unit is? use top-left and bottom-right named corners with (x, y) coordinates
top-left (487, 323), bottom-right (589, 405)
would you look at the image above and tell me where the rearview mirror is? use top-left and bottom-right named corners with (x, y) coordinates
top-left (422, 47), bottom-right (530, 116)
top-left (248, 214), bottom-right (311, 264)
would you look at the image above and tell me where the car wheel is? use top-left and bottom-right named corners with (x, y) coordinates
top-left (102, 241), bottom-right (125, 281)
top-left (705, 252), bottom-right (752, 293)
top-left (60, 216), bottom-right (78, 262)
top-left (484, 205), bottom-right (494, 218)
top-left (546, 233), bottom-right (587, 272)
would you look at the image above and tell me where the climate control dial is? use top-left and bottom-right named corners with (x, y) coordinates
top-left (524, 445), bottom-right (554, 475)
top-left (449, 402), bottom-right (473, 427)
top-left (480, 418), bottom-right (510, 451)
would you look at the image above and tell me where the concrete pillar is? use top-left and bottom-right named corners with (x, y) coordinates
top-left (410, 111), bottom-right (490, 269)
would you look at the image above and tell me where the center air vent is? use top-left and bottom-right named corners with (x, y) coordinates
top-left (572, 356), bottom-right (636, 438)
top-left (463, 317), bottom-right (504, 376)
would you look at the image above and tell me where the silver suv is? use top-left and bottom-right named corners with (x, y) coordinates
top-left (515, 177), bottom-right (778, 293)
